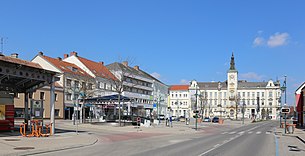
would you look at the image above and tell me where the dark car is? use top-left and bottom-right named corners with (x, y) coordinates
top-left (212, 117), bottom-right (219, 123)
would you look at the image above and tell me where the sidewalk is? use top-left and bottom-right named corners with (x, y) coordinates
top-left (0, 131), bottom-right (97, 156)
top-left (275, 125), bottom-right (305, 156)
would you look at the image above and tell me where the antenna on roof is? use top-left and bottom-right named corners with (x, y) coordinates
top-left (0, 37), bottom-right (8, 55)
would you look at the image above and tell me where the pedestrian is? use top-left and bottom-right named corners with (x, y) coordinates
top-left (169, 116), bottom-right (173, 127)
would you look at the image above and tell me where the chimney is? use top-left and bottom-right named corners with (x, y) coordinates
top-left (64, 54), bottom-right (69, 58)
top-left (122, 61), bottom-right (128, 67)
top-left (38, 51), bottom-right (43, 56)
top-left (57, 57), bottom-right (62, 61)
top-left (99, 61), bottom-right (104, 66)
top-left (134, 65), bottom-right (140, 71)
top-left (11, 53), bottom-right (19, 58)
top-left (70, 51), bottom-right (78, 57)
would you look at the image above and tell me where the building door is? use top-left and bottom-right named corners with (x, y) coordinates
top-left (251, 109), bottom-right (255, 118)
top-left (230, 109), bottom-right (234, 118)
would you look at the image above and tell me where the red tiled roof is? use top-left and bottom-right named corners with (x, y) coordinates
top-left (78, 56), bottom-right (117, 80)
top-left (0, 55), bottom-right (42, 69)
top-left (169, 85), bottom-right (189, 91)
top-left (42, 55), bottom-right (92, 78)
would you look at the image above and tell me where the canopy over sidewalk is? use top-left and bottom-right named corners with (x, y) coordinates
top-left (84, 94), bottom-right (131, 104)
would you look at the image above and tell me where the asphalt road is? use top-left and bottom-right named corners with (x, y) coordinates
top-left (35, 121), bottom-right (277, 156)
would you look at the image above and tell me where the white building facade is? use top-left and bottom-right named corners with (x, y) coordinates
top-left (169, 85), bottom-right (191, 118)
top-left (190, 54), bottom-right (282, 120)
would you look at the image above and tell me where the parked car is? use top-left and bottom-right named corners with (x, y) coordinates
top-left (212, 117), bottom-right (219, 123)
top-left (158, 115), bottom-right (165, 120)
top-left (203, 117), bottom-right (211, 122)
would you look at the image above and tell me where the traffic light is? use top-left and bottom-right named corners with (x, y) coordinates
top-left (193, 110), bottom-right (199, 114)
top-left (281, 108), bottom-right (290, 113)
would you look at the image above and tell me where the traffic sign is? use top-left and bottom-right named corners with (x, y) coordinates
top-left (281, 108), bottom-right (290, 113)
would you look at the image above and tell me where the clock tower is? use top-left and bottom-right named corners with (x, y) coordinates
top-left (227, 53), bottom-right (238, 99)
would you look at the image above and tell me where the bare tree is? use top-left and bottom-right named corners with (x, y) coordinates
top-left (104, 61), bottom-right (138, 126)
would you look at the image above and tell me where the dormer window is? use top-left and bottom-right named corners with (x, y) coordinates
top-left (72, 67), bottom-right (78, 72)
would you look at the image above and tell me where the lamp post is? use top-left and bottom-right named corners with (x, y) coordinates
top-left (242, 101), bottom-right (245, 124)
top-left (195, 88), bottom-right (198, 130)
top-left (217, 81), bottom-right (222, 117)
top-left (280, 75), bottom-right (287, 128)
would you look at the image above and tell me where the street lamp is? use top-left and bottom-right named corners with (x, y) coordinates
top-left (242, 100), bottom-right (245, 124)
top-left (280, 75), bottom-right (287, 128)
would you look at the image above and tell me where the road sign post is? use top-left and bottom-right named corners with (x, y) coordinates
top-left (281, 108), bottom-right (290, 134)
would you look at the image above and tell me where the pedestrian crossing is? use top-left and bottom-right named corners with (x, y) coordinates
top-left (221, 130), bottom-right (272, 135)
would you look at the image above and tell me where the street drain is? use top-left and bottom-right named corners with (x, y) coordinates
top-left (4, 139), bottom-right (21, 141)
top-left (14, 147), bottom-right (35, 150)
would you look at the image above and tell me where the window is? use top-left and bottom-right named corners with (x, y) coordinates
top-left (74, 94), bottom-right (79, 100)
top-left (81, 82), bottom-right (85, 89)
top-left (40, 92), bottom-right (45, 100)
top-left (14, 108), bottom-right (25, 118)
top-left (55, 93), bottom-right (58, 101)
top-left (257, 92), bottom-right (260, 98)
top-left (88, 83), bottom-right (93, 90)
top-left (224, 92), bottom-right (226, 98)
top-left (214, 92), bottom-right (217, 98)
top-left (66, 93), bottom-right (72, 101)
top-left (242, 92), bottom-right (245, 97)
top-left (172, 94), bottom-right (174, 97)
top-left (75, 81), bottom-right (79, 89)
top-left (262, 102), bottom-right (264, 105)
top-left (179, 94), bottom-right (181, 97)
top-left (252, 92), bottom-right (255, 98)
top-left (248, 100), bottom-right (250, 105)
top-left (269, 102), bottom-right (272, 106)
top-left (55, 109), bottom-right (60, 117)
top-left (66, 79), bottom-right (72, 87)
top-left (269, 91), bottom-right (273, 97)
top-left (97, 82), bottom-right (100, 89)
top-left (247, 92), bottom-right (250, 98)
top-left (262, 92), bottom-right (265, 97)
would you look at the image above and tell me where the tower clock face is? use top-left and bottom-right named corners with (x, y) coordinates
top-left (230, 75), bottom-right (235, 80)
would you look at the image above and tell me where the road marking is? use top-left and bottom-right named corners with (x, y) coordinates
top-left (221, 132), bottom-right (228, 134)
top-left (266, 131), bottom-right (271, 135)
top-left (274, 128), bottom-right (279, 156)
top-left (198, 147), bottom-right (216, 156)
top-left (256, 131), bottom-right (261, 134)
top-left (238, 131), bottom-right (245, 134)
top-left (248, 131), bottom-right (253, 134)
top-left (223, 140), bottom-right (228, 143)
top-left (214, 144), bottom-right (220, 148)
top-left (229, 131), bottom-right (236, 134)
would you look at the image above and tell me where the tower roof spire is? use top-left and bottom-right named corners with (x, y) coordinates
top-left (229, 52), bottom-right (236, 70)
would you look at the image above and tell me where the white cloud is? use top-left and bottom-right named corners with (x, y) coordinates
top-left (151, 72), bottom-right (161, 79)
top-left (180, 79), bottom-right (189, 84)
top-left (267, 32), bottom-right (289, 47)
top-left (253, 37), bottom-right (265, 47)
top-left (240, 72), bottom-right (264, 81)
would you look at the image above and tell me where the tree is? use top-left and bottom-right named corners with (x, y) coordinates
top-left (105, 61), bottom-right (138, 126)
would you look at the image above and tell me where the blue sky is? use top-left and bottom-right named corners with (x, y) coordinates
top-left (1, 0), bottom-right (305, 105)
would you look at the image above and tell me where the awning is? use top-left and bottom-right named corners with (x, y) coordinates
top-left (84, 94), bottom-right (131, 104)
